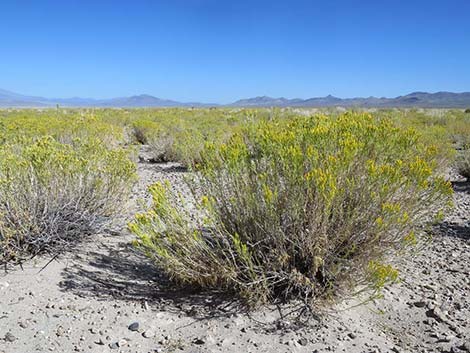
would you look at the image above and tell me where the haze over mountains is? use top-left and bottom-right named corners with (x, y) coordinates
top-left (1, 88), bottom-right (470, 108)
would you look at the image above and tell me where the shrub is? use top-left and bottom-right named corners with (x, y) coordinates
top-left (465, 108), bottom-right (470, 114)
top-left (0, 111), bottom-right (124, 147)
top-left (130, 112), bottom-right (453, 306)
top-left (131, 117), bottom-right (184, 163)
top-left (131, 118), bottom-right (161, 145)
top-left (457, 149), bottom-right (470, 179)
top-left (127, 109), bottom-right (249, 167)
top-left (0, 136), bottom-right (136, 264)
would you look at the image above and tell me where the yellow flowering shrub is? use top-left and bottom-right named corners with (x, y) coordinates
top-left (0, 136), bottom-right (136, 265)
top-left (124, 108), bottom-right (249, 167)
top-left (130, 112), bottom-right (452, 306)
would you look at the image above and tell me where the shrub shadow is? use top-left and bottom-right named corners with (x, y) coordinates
top-left (433, 178), bottom-right (470, 241)
top-left (58, 236), bottom-right (317, 330)
top-left (59, 238), bottom-right (247, 320)
top-left (157, 164), bottom-right (188, 173)
top-left (435, 221), bottom-right (470, 241)
top-left (452, 179), bottom-right (470, 194)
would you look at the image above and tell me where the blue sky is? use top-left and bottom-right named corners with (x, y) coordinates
top-left (1, 0), bottom-right (469, 103)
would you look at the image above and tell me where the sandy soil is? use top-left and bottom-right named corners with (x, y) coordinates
top-left (0, 146), bottom-right (469, 353)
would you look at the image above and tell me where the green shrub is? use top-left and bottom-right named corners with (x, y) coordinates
top-left (131, 118), bottom-right (161, 145)
top-left (130, 112), bottom-right (452, 306)
top-left (126, 108), bottom-right (252, 167)
top-left (0, 111), bottom-right (124, 147)
top-left (457, 149), bottom-right (470, 178)
top-left (131, 117), bottom-right (192, 163)
top-left (465, 108), bottom-right (470, 114)
top-left (0, 136), bottom-right (136, 264)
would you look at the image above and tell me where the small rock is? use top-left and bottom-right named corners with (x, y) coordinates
top-left (109, 342), bottom-right (119, 350)
top-left (4, 332), bottom-right (16, 342)
top-left (56, 326), bottom-right (65, 337)
top-left (128, 322), bottom-right (139, 332)
top-left (95, 338), bottom-right (105, 346)
top-left (348, 332), bottom-right (357, 339)
top-left (413, 301), bottom-right (427, 308)
top-left (298, 337), bottom-right (308, 346)
top-left (118, 338), bottom-right (128, 347)
top-left (193, 337), bottom-right (206, 345)
top-left (426, 308), bottom-right (446, 322)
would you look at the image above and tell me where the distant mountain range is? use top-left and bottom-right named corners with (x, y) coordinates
top-left (1, 88), bottom-right (470, 108)
top-left (230, 92), bottom-right (470, 108)
top-left (0, 89), bottom-right (210, 108)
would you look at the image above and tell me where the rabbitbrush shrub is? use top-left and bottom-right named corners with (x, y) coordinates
top-left (0, 136), bottom-right (136, 264)
top-left (132, 118), bottom-right (161, 145)
top-left (130, 112), bottom-right (453, 305)
top-left (128, 108), bottom-right (248, 167)
top-left (457, 149), bottom-right (470, 178)
top-left (0, 111), bottom-right (124, 147)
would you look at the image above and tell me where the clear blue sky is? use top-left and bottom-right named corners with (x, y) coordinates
top-left (1, 0), bottom-right (469, 103)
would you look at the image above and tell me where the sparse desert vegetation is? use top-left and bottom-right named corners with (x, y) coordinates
top-left (0, 108), bottom-right (468, 269)
top-left (2, 1), bottom-right (469, 351)
top-left (0, 107), bottom-right (469, 353)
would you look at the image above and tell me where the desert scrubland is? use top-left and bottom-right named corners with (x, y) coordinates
top-left (0, 107), bottom-right (469, 353)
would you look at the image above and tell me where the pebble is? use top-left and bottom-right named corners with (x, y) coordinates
top-left (128, 321), bottom-right (139, 331)
top-left (4, 332), bottom-right (16, 342)
top-left (56, 326), bottom-right (65, 337)
top-left (348, 332), bottom-right (357, 339)
top-left (109, 342), bottom-right (119, 350)
top-left (426, 308), bottom-right (446, 323)
top-left (193, 337), bottom-right (206, 345)
top-left (413, 300), bottom-right (427, 308)
top-left (118, 338), bottom-right (128, 347)
top-left (298, 337), bottom-right (309, 346)
top-left (95, 338), bottom-right (105, 345)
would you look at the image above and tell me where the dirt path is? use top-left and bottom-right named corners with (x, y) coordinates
top-left (0, 149), bottom-right (469, 353)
